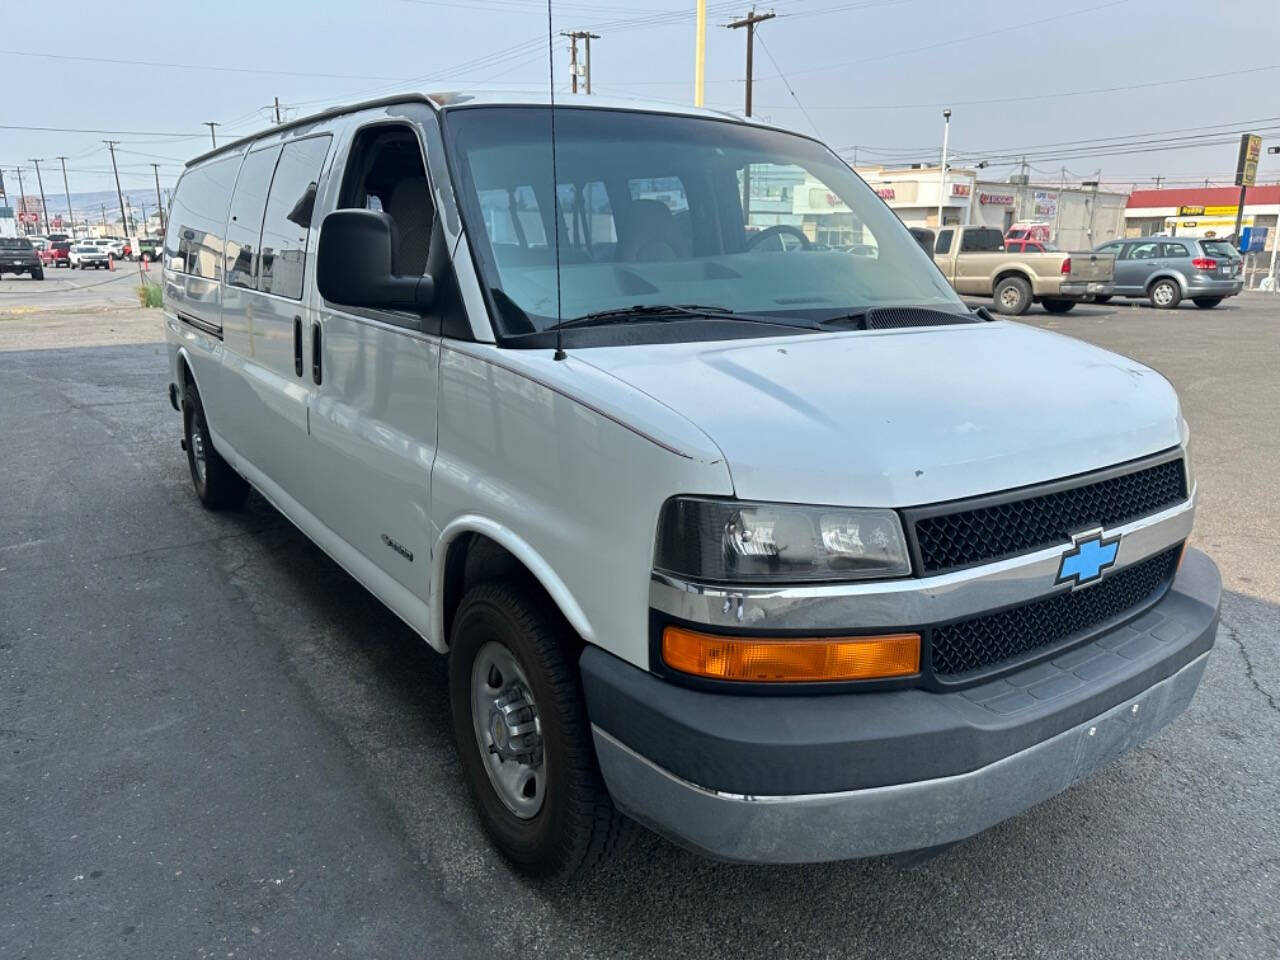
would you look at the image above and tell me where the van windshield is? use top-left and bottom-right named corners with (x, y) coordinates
top-left (443, 106), bottom-right (962, 340)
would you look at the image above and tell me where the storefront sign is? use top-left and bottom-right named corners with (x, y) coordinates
top-left (1033, 190), bottom-right (1058, 218)
top-left (875, 187), bottom-right (895, 200)
top-left (979, 192), bottom-right (1014, 206)
top-left (1178, 205), bottom-right (1205, 216)
top-left (1236, 133), bottom-right (1262, 187)
top-left (951, 183), bottom-right (971, 198)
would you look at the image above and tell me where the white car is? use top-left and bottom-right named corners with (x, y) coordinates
top-left (163, 91), bottom-right (1221, 878)
top-left (93, 238), bottom-right (124, 259)
top-left (69, 243), bottom-right (111, 269)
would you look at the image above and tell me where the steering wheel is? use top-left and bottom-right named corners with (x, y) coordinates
top-left (745, 224), bottom-right (812, 251)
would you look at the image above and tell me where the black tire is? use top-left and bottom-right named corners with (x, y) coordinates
top-left (1092, 295), bottom-right (1112, 304)
top-left (993, 275), bottom-right (1033, 315)
top-left (1041, 299), bottom-right (1076, 314)
top-left (32, 269), bottom-right (43, 280)
top-left (449, 581), bottom-right (628, 879)
top-left (1193, 297), bottom-right (1223, 309)
top-left (1148, 278), bottom-right (1181, 309)
top-left (182, 385), bottom-right (250, 510)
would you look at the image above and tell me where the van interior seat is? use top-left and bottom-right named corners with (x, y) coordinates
top-left (618, 199), bottom-right (690, 262)
top-left (387, 177), bottom-right (432, 277)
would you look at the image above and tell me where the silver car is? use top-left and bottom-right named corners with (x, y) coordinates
top-left (1093, 236), bottom-right (1243, 309)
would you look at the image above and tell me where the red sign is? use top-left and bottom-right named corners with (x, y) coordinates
top-left (951, 183), bottom-right (971, 198)
top-left (875, 187), bottom-right (896, 200)
top-left (52, 215), bottom-right (63, 229)
top-left (979, 193), bottom-right (1015, 206)
top-left (18, 211), bottom-right (38, 224)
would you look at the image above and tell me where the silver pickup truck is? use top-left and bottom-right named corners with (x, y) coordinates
top-left (933, 226), bottom-right (1114, 315)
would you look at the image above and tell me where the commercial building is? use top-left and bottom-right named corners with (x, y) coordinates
top-left (854, 164), bottom-right (1127, 249)
top-left (1124, 185), bottom-right (1280, 252)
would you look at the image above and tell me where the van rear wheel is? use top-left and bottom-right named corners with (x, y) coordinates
top-left (993, 276), bottom-right (1032, 315)
top-left (182, 385), bottom-right (250, 510)
top-left (449, 581), bottom-right (628, 878)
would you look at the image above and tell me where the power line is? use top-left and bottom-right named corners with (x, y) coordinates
top-left (753, 29), bottom-right (819, 135)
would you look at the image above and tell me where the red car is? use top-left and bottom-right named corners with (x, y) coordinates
top-left (1004, 240), bottom-right (1059, 253)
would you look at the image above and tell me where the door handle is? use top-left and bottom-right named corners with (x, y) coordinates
top-left (293, 316), bottom-right (303, 377)
top-left (311, 322), bottom-right (322, 385)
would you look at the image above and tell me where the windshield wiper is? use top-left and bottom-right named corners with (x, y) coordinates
top-left (818, 308), bottom-right (870, 327)
top-left (549, 304), bottom-right (822, 332)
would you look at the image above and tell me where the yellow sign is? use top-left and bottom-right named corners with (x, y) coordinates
top-left (1205, 205), bottom-right (1238, 216)
top-left (1236, 134), bottom-right (1262, 187)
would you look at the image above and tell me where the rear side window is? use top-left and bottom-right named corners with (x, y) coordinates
top-left (259, 135), bottom-right (332, 299)
top-left (960, 228), bottom-right (1004, 252)
top-left (224, 146), bottom-right (281, 290)
top-left (1005, 241), bottom-right (1022, 252)
top-left (934, 229), bottom-right (953, 254)
top-left (1160, 242), bottom-right (1190, 258)
top-left (165, 152), bottom-right (242, 278)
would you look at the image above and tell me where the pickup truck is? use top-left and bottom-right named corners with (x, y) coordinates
top-left (933, 226), bottom-right (1114, 315)
top-left (0, 237), bottom-right (45, 279)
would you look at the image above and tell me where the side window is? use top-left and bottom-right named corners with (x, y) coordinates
top-left (1005, 241), bottom-right (1022, 252)
top-left (338, 124), bottom-right (434, 279)
top-left (259, 135), bottom-right (332, 299)
top-left (165, 152), bottom-right (242, 278)
top-left (934, 229), bottom-right (953, 254)
top-left (223, 146), bottom-right (281, 290)
top-left (1126, 241), bottom-right (1160, 260)
top-left (1160, 242), bottom-right (1189, 259)
top-left (1097, 242), bottom-right (1122, 256)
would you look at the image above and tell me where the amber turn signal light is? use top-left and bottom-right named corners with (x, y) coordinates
top-left (661, 625), bottom-right (921, 682)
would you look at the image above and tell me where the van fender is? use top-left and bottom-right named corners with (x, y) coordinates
top-left (431, 515), bottom-right (595, 653)
top-left (1146, 271), bottom-right (1187, 295)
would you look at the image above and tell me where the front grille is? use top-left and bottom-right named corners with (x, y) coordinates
top-left (913, 457), bottom-right (1187, 573)
top-left (929, 545), bottom-right (1182, 678)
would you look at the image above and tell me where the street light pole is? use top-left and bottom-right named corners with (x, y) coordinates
top-left (28, 159), bottom-right (50, 235)
top-left (15, 167), bottom-right (28, 235)
top-left (937, 108), bottom-right (952, 229)
top-left (56, 156), bottom-right (74, 238)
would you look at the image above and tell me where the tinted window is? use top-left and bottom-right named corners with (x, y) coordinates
top-left (960, 228), bottom-right (1004, 252)
top-left (1096, 242), bottom-right (1122, 255)
top-left (259, 135), bottom-right (331, 299)
top-left (1161, 242), bottom-right (1190, 258)
top-left (1125, 241), bottom-right (1160, 260)
top-left (934, 229), bottom-right (953, 254)
top-left (0, 238), bottom-right (32, 251)
top-left (1201, 240), bottom-right (1238, 259)
top-left (165, 152), bottom-right (242, 278)
top-left (223, 146), bottom-right (281, 290)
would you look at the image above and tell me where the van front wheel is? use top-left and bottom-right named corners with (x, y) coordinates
top-left (182, 386), bottom-right (250, 510)
top-left (449, 581), bottom-right (627, 878)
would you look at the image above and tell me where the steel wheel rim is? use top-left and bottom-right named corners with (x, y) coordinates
top-left (470, 640), bottom-right (545, 819)
top-left (1000, 286), bottom-right (1019, 309)
top-left (1154, 283), bottom-right (1174, 305)
top-left (190, 414), bottom-right (208, 484)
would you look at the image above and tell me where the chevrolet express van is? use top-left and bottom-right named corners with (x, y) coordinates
top-left (163, 93), bottom-right (1221, 877)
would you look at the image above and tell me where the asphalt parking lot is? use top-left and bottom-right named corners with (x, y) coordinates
top-left (2, 286), bottom-right (1278, 959)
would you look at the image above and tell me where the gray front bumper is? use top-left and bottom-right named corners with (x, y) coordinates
top-left (594, 652), bottom-right (1206, 863)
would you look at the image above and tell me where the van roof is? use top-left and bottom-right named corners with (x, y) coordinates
top-left (185, 90), bottom-right (769, 168)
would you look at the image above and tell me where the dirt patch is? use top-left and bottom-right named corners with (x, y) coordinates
top-left (0, 304), bottom-right (165, 351)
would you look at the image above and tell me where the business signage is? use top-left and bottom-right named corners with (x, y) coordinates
top-left (951, 183), bottom-right (971, 198)
top-left (875, 187), bottom-right (896, 200)
top-left (18, 211), bottom-right (38, 224)
top-left (1178, 205), bottom-right (1205, 216)
top-left (1033, 190), bottom-right (1058, 218)
top-left (1236, 134), bottom-right (1262, 187)
top-left (979, 192), bottom-right (1015, 206)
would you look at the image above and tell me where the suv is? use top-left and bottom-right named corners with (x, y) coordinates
top-left (70, 242), bottom-right (111, 269)
top-left (0, 237), bottom-right (44, 279)
top-left (1094, 237), bottom-right (1243, 309)
top-left (163, 92), bottom-right (1219, 877)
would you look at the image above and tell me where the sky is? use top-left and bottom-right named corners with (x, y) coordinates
top-left (3, 0), bottom-right (1279, 205)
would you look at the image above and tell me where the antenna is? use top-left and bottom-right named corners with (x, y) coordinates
top-left (547, 0), bottom-right (566, 361)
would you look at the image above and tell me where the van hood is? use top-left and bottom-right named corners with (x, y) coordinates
top-left (577, 321), bottom-right (1183, 507)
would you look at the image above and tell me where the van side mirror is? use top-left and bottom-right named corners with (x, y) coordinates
top-left (316, 209), bottom-right (434, 312)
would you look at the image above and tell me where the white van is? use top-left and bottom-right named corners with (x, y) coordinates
top-left (163, 92), bottom-right (1220, 877)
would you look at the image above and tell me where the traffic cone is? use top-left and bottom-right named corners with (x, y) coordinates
top-left (109, 256), bottom-right (115, 272)
top-left (142, 255), bottom-right (150, 272)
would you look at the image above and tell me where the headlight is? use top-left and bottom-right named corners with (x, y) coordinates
top-left (1180, 419), bottom-right (1195, 496)
top-left (654, 497), bottom-right (912, 583)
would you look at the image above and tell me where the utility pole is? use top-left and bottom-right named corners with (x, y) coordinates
top-left (694, 0), bottom-right (707, 106)
top-left (203, 121), bottom-right (220, 148)
top-left (101, 204), bottom-right (107, 229)
top-left (104, 140), bottom-right (145, 279)
top-left (151, 163), bottom-right (166, 234)
top-left (56, 156), bottom-right (75, 237)
top-left (15, 167), bottom-right (27, 235)
top-left (274, 96), bottom-right (282, 124)
top-left (561, 31), bottom-right (599, 94)
top-left (726, 8), bottom-right (775, 222)
top-left (937, 108), bottom-right (952, 229)
top-left (1153, 175), bottom-right (1164, 189)
top-left (726, 8), bottom-right (775, 118)
top-left (28, 159), bottom-right (50, 235)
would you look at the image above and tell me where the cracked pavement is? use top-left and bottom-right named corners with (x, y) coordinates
top-left (2, 295), bottom-right (1278, 958)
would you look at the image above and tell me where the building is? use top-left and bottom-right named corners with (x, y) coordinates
top-left (1124, 185), bottom-right (1280, 252)
top-left (854, 164), bottom-right (1127, 248)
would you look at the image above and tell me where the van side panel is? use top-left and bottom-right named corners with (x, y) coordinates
top-left (431, 344), bottom-right (734, 668)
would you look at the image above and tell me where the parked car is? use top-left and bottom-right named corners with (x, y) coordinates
top-left (1092, 237), bottom-right (1243, 309)
top-left (69, 242), bottom-right (111, 269)
top-left (45, 240), bottom-right (73, 268)
top-left (1004, 239), bottom-right (1059, 253)
top-left (136, 236), bottom-right (163, 261)
top-left (1005, 222), bottom-right (1052, 244)
top-left (163, 92), bottom-right (1218, 878)
top-left (0, 237), bottom-right (45, 279)
top-left (933, 225), bottom-right (1114, 314)
top-left (93, 237), bottom-right (124, 259)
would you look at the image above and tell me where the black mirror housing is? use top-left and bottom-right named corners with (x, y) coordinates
top-left (316, 209), bottom-right (435, 312)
